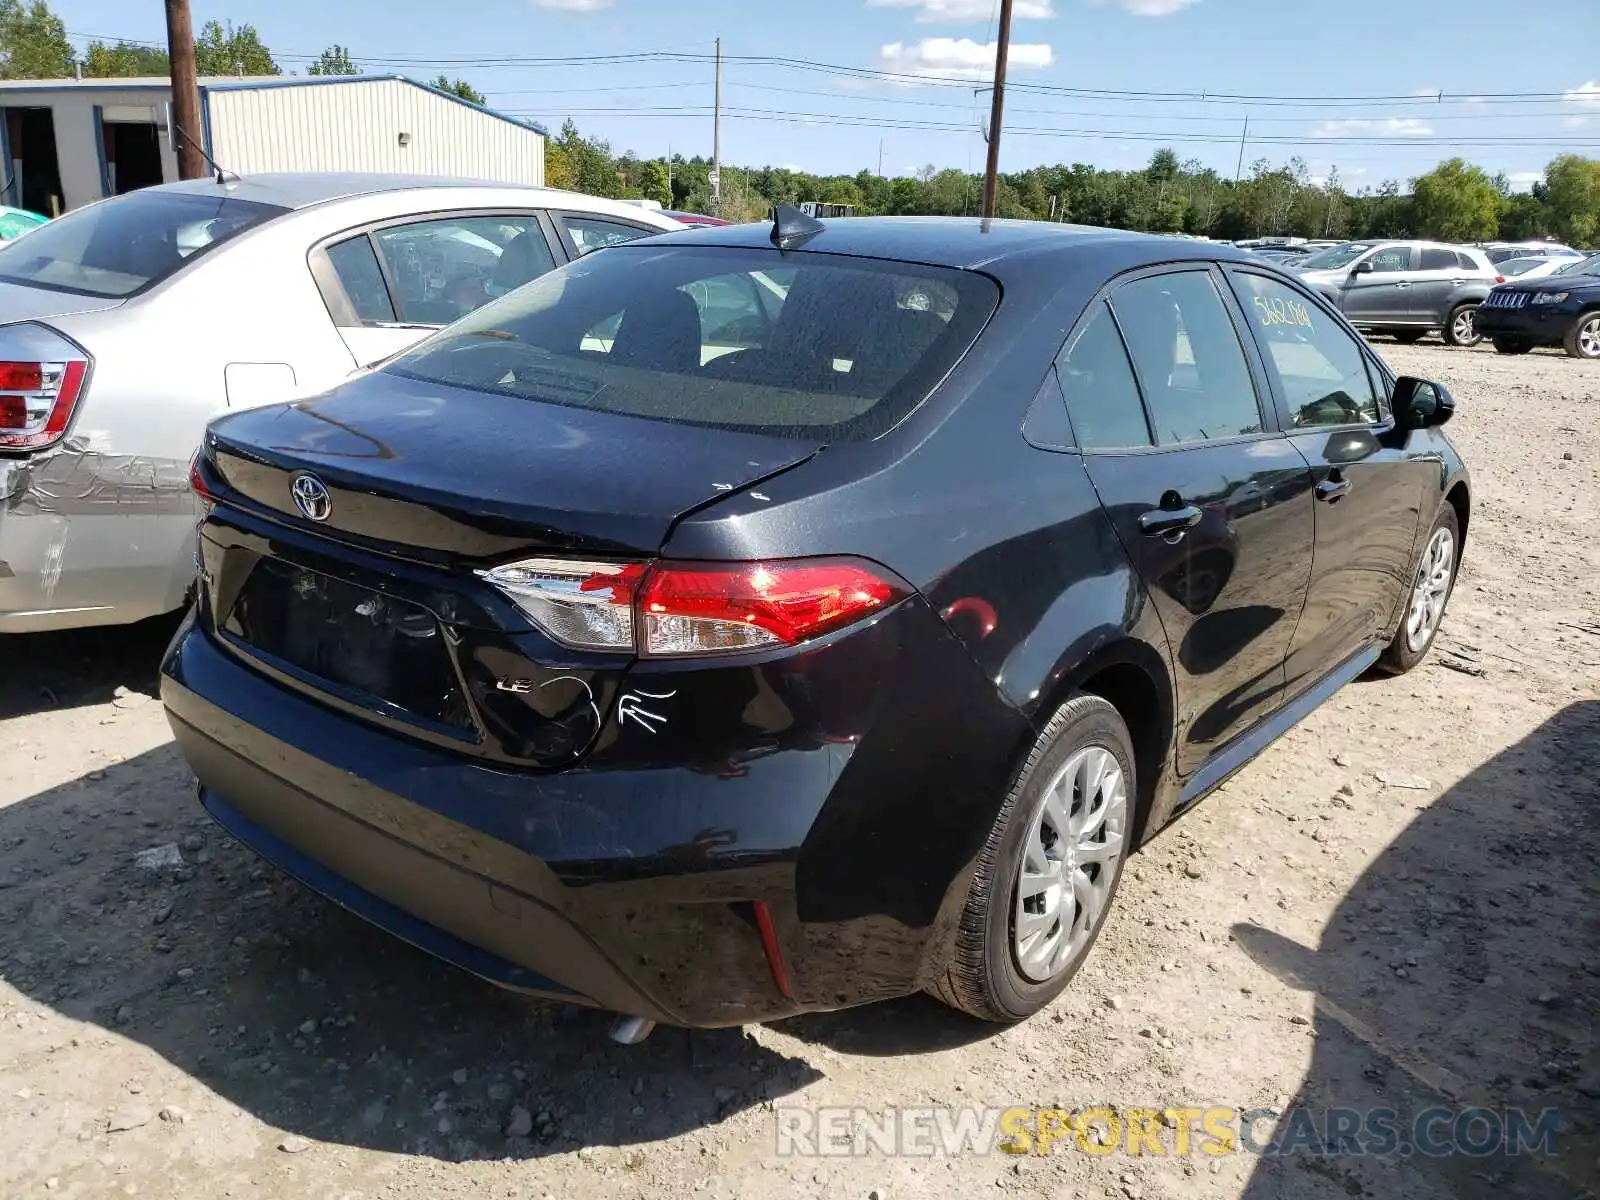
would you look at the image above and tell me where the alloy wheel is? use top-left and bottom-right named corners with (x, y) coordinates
top-left (1405, 526), bottom-right (1455, 653)
top-left (1451, 307), bottom-right (1478, 345)
top-left (1013, 745), bottom-right (1128, 983)
top-left (1580, 316), bottom-right (1600, 359)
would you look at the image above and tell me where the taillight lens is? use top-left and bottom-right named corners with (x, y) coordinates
top-left (479, 556), bottom-right (906, 656)
top-left (1494, 274), bottom-right (1506, 284)
top-left (0, 324), bottom-right (90, 451)
top-left (188, 450), bottom-right (215, 513)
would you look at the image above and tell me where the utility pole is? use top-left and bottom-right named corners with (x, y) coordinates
top-left (1233, 114), bottom-right (1249, 184)
top-left (980, 0), bottom-right (1014, 220)
top-left (667, 143), bottom-right (673, 206)
top-left (878, 139), bottom-right (884, 177)
top-left (711, 37), bottom-right (722, 217)
top-left (164, 0), bottom-right (204, 180)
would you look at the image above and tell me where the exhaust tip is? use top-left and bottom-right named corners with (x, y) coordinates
top-left (607, 1015), bottom-right (656, 1045)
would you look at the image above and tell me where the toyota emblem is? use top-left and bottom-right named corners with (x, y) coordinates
top-left (290, 472), bottom-right (332, 522)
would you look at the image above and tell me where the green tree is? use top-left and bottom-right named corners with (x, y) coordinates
top-left (637, 159), bottom-right (671, 208)
top-left (82, 39), bottom-right (169, 77)
top-left (1410, 158), bottom-right (1501, 241)
top-left (0, 0), bottom-right (72, 79)
top-left (307, 44), bottom-right (359, 76)
top-left (430, 75), bottom-right (485, 105)
top-left (193, 21), bottom-right (279, 76)
top-left (1543, 155), bottom-right (1600, 247)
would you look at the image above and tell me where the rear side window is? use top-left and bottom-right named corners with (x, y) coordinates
top-left (1420, 248), bottom-right (1457, 270)
top-left (0, 190), bottom-right (285, 298)
top-left (1109, 271), bottom-right (1263, 445)
top-left (1232, 272), bottom-right (1380, 428)
top-left (562, 215), bottom-right (652, 256)
top-left (390, 247), bottom-right (996, 441)
top-left (1057, 302), bottom-right (1150, 449)
top-left (1455, 251), bottom-right (1479, 271)
top-left (326, 235), bottom-right (395, 324)
top-left (372, 216), bottom-right (555, 325)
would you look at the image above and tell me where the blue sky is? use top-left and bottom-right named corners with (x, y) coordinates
top-left (57, 0), bottom-right (1600, 189)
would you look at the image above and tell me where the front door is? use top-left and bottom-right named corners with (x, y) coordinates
top-left (1338, 243), bottom-right (1415, 325)
top-left (1059, 269), bottom-right (1315, 776)
top-left (1226, 267), bottom-right (1432, 694)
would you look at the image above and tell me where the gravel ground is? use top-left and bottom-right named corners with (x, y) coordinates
top-left (0, 342), bottom-right (1595, 1200)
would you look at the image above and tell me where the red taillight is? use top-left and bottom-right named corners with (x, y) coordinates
top-left (188, 450), bottom-right (215, 511)
top-left (1495, 275), bottom-right (1506, 284)
top-left (639, 559), bottom-right (905, 655)
top-left (478, 555), bottom-right (907, 656)
top-left (0, 326), bottom-right (91, 451)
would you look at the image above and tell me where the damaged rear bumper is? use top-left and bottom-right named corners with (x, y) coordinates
top-left (0, 439), bottom-right (199, 633)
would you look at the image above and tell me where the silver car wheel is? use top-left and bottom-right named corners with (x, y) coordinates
top-left (1405, 526), bottom-right (1455, 654)
top-left (1579, 316), bottom-right (1600, 358)
top-left (1451, 306), bottom-right (1477, 345)
top-left (1013, 745), bottom-right (1128, 983)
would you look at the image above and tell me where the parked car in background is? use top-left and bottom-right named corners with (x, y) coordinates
top-left (0, 206), bottom-right (48, 242)
top-left (1477, 253), bottom-right (1600, 358)
top-left (1496, 256), bottom-right (1570, 281)
top-left (664, 210), bottom-right (731, 227)
top-left (165, 214), bottom-right (1470, 1034)
top-left (0, 173), bottom-right (681, 634)
top-left (1479, 241), bottom-right (1583, 265)
top-left (1292, 240), bottom-right (1501, 346)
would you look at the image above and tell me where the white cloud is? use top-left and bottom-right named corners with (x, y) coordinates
top-left (1563, 80), bottom-right (1600, 108)
top-left (1563, 115), bottom-right (1591, 129)
top-left (531, 0), bottom-right (611, 10)
top-left (869, 0), bottom-right (1055, 20)
top-left (1094, 0), bottom-right (1201, 15)
top-left (878, 37), bottom-right (1055, 80)
top-left (1506, 171), bottom-right (1544, 192)
top-left (1312, 117), bottom-right (1434, 137)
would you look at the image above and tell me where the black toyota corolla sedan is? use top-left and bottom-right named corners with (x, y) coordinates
top-left (163, 212), bottom-right (1470, 1033)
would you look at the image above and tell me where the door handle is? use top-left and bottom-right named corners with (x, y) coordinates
top-left (1394, 281), bottom-right (1410, 289)
top-left (1316, 476), bottom-right (1352, 504)
top-left (1138, 504), bottom-right (1205, 539)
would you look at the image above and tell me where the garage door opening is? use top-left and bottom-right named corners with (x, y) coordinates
top-left (4, 107), bottom-right (64, 216)
top-left (102, 119), bottom-right (164, 195)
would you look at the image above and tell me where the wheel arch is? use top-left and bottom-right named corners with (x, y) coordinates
top-left (1445, 479), bottom-right (1470, 551)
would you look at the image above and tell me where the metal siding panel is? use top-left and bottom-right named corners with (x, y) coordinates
top-left (209, 79), bottom-right (543, 184)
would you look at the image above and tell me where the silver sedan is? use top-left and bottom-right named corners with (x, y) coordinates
top-left (0, 173), bottom-right (681, 633)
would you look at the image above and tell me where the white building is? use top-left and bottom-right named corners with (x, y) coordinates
top-left (0, 74), bottom-right (548, 215)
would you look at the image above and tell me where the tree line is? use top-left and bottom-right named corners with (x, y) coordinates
top-left (2, 0), bottom-right (1595, 246)
top-left (0, 0), bottom-right (483, 103)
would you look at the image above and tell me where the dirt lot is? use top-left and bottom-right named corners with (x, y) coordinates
top-left (1, 342), bottom-right (1596, 1200)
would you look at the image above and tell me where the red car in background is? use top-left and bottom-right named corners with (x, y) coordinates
top-left (663, 210), bottom-right (729, 227)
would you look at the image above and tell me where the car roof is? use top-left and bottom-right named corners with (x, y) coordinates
top-left (646, 216), bottom-right (1259, 274)
top-left (159, 172), bottom-right (562, 211)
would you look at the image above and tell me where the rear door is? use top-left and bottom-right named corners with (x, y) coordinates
top-left (1339, 243), bottom-right (1415, 324)
top-left (311, 211), bottom-right (564, 367)
top-left (1407, 245), bottom-right (1469, 323)
top-left (1225, 266), bottom-right (1430, 694)
top-left (1062, 266), bottom-right (1315, 776)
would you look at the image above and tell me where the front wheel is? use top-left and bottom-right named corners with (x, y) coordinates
top-left (1442, 304), bottom-right (1481, 347)
top-left (1493, 337), bottom-right (1533, 355)
top-left (1563, 312), bottom-right (1600, 359)
top-left (929, 694), bottom-right (1134, 1023)
top-left (1377, 505), bottom-right (1460, 675)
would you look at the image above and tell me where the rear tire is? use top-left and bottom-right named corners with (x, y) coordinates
top-left (1393, 330), bottom-right (1427, 345)
top-left (1563, 312), bottom-right (1600, 359)
top-left (929, 694), bottom-right (1135, 1023)
top-left (1377, 505), bottom-right (1460, 676)
top-left (1493, 338), bottom-right (1533, 355)
top-left (1442, 303), bottom-right (1481, 347)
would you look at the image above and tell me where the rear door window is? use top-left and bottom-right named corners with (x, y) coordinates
top-left (388, 246), bottom-right (997, 441)
top-left (1108, 270), bottom-right (1264, 445)
top-left (1420, 247), bottom-right (1458, 270)
top-left (1056, 302), bottom-right (1150, 449)
top-left (369, 215), bottom-right (556, 326)
top-left (0, 190), bottom-right (285, 298)
top-left (559, 215), bottom-right (656, 257)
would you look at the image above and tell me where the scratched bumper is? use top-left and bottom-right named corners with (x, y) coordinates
top-left (161, 572), bottom-right (1030, 1023)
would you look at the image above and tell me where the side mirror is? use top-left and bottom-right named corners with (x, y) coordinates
top-left (1392, 376), bottom-right (1455, 430)
top-left (1352, 260), bottom-right (1376, 275)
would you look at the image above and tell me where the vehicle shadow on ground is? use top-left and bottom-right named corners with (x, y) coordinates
top-left (1233, 700), bottom-right (1599, 1200)
top-left (0, 735), bottom-right (822, 1162)
top-left (0, 612), bottom-right (181, 719)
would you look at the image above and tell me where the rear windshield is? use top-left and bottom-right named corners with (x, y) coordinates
top-left (386, 245), bottom-right (999, 441)
top-left (0, 190), bottom-right (286, 298)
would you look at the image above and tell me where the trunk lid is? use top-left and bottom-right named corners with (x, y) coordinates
top-left (207, 369), bottom-right (820, 561)
top-left (0, 280), bottom-right (126, 325)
